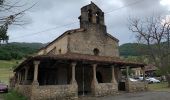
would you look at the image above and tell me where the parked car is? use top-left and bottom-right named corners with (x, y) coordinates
top-left (129, 78), bottom-right (138, 82)
top-left (138, 77), bottom-right (144, 81)
top-left (146, 77), bottom-right (160, 83)
top-left (0, 83), bottom-right (8, 93)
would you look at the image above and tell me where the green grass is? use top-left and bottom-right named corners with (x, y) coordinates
top-left (0, 60), bottom-right (19, 69)
top-left (0, 69), bottom-right (13, 84)
top-left (3, 90), bottom-right (27, 100)
top-left (0, 60), bottom-right (19, 84)
top-left (148, 82), bottom-right (170, 92)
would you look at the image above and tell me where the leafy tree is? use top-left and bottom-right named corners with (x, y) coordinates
top-left (0, 23), bottom-right (9, 44)
top-left (129, 16), bottom-right (170, 86)
top-left (0, 42), bottom-right (44, 60)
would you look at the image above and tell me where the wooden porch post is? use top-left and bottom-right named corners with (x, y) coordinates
top-left (32, 61), bottom-right (40, 85)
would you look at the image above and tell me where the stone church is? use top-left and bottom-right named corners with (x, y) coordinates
top-left (13, 2), bottom-right (147, 100)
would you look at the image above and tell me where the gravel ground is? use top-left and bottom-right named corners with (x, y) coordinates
top-left (79, 91), bottom-right (170, 100)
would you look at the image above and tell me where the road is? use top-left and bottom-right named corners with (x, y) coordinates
top-left (0, 91), bottom-right (170, 100)
top-left (80, 91), bottom-right (170, 100)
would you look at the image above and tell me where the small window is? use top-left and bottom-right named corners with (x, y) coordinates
top-left (59, 49), bottom-right (61, 54)
top-left (93, 48), bottom-right (99, 56)
top-left (88, 9), bottom-right (92, 22)
top-left (96, 12), bottom-right (100, 24)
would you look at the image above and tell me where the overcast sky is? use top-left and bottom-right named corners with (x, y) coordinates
top-left (7, 0), bottom-right (170, 45)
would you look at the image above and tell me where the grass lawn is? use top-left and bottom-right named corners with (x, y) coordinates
top-left (148, 82), bottom-right (170, 92)
top-left (0, 60), bottom-right (20, 69)
top-left (0, 60), bottom-right (26, 100)
top-left (0, 60), bottom-right (20, 84)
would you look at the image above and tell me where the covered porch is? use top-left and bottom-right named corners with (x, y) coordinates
top-left (13, 53), bottom-right (147, 99)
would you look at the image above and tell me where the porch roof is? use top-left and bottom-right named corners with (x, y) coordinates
top-left (14, 53), bottom-right (146, 72)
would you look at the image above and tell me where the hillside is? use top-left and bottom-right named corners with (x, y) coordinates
top-left (119, 43), bottom-right (147, 57)
top-left (0, 42), bottom-right (45, 60)
top-left (0, 42), bottom-right (147, 60)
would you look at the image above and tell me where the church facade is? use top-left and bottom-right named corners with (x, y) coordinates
top-left (13, 2), bottom-right (147, 100)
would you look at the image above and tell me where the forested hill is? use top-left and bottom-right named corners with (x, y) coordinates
top-left (0, 42), bottom-right (147, 60)
top-left (119, 43), bottom-right (147, 57)
top-left (0, 42), bottom-right (45, 60)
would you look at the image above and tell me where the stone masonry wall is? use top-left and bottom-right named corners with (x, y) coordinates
top-left (93, 83), bottom-right (118, 96)
top-left (69, 30), bottom-right (119, 57)
top-left (15, 84), bottom-right (78, 100)
top-left (15, 85), bottom-right (32, 98)
top-left (31, 85), bottom-right (78, 100)
top-left (126, 80), bottom-right (148, 92)
top-left (37, 35), bottom-right (68, 55)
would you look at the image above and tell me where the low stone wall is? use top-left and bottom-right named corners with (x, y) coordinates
top-left (15, 85), bottom-right (32, 98)
top-left (31, 85), bottom-right (78, 100)
top-left (94, 83), bottom-right (118, 96)
top-left (126, 81), bottom-right (147, 92)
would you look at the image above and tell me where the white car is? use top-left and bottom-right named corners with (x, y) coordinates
top-left (146, 77), bottom-right (160, 83)
top-left (138, 77), bottom-right (144, 81)
top-left (129, 78), bottom-right (138, 82)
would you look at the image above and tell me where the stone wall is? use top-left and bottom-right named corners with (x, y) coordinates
top-left (69, 30), bottom-right (119, 57)
top-left (92, 83), bottom-right (118, 96)
top-left (37, 35), bottom-right (68, 55)
top-left (126, 80), bottom-right (147, 92)
top-left (15, 84), bottom-right (78, 100)
top-left (15, 85), bottom-right (32, 98)
top-left (31, 85), bottom-right (77, 100)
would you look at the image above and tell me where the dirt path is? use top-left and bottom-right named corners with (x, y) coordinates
top-left (80, 91), bottom-right (170, 100)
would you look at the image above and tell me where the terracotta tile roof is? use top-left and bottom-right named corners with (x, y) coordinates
top-left (14, 53), bottom-right (145, 71)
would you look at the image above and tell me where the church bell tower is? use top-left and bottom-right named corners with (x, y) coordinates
top-left (78, 2), bottom-right (106, 33)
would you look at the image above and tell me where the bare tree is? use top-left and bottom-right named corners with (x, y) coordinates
top-left (128, 16), bottom-right (170, 86)
top-left (0, 0), bottom-right (35, 44)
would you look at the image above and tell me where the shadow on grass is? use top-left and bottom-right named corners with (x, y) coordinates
top-left (3, 90), bottom-right (27, 100)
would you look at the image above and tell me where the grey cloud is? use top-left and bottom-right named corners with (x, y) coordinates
top-left (7, 0), bottom-right (170, 44)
